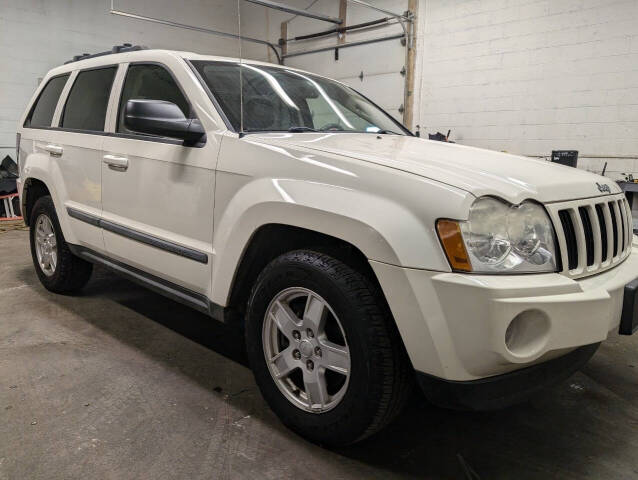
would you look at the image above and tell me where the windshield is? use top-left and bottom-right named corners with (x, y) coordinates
top-left (191, 60), bottom-right (409, 135)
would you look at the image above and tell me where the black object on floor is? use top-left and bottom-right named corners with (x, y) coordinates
top-left (0, 155), bottom-right (18, 196)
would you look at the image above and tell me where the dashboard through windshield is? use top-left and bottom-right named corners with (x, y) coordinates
top-left (190, 60), bottom-right (410, 135)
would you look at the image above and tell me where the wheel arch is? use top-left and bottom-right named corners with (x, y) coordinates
top-left (210, 176), bottom-right (452, 309)
top-left (20, 168), bottom-right (79, 245)
top-left (22, 177), bottom-right (52, 226)
top-left (224, 223), bottom-right (385, 323)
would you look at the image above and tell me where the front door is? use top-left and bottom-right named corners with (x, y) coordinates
top-left (101, 62), bottom-right (216, 294)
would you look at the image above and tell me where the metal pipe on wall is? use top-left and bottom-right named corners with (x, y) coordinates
top-left (245, 0), bottom-right (343, 24)
top-left (346, 0), bottom-right (409, 20)
top-left (281, 33), bottom-right (405, 59)
top-left (109, 6), bottom-right (283, 64)
top-left (287, 17), bottom-right (391, 43)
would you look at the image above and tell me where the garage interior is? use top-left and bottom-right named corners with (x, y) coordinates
top-left (2, 1), bottom-right (638, 478)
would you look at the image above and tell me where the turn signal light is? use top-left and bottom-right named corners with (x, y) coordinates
top-left (436, 219), bottom-right (472, 272)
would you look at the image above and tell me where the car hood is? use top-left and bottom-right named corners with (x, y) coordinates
top-left (250, 133), bottom-right (620, 204)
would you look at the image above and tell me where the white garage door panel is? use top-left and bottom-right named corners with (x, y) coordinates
top-left (286, 36), bottom-right (405, 80)
top-left (286, 39), bottom-right (406, 123)
top-left (340, 72), bottom-right (404, 111)
top-left (280, 0), bottom-right (339, 36)
top-left (384, 108), bottom-right (402, 122)
top-left (281, 0), bottom-right (408, 32)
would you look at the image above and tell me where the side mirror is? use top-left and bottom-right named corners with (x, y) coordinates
top-left (124, 99), bottom-right (205, 144)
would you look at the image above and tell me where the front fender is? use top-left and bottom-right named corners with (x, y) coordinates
top-left (210, 176), bottom-right (459, 305)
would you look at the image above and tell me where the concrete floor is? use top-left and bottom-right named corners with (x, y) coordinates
top-left (1, 228), bottom-right (638, 480)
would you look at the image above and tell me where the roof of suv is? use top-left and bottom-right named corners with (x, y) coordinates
top-left (42, 48), bottom-right (352, 99)
top-left (48, 48), bottom-right (289, 77)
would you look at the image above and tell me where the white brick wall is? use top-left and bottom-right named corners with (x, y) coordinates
top-left (413, 0), bottom-right (638, 180)
top-left (0, 0), bottom-right (245, 160)
top-left (5, 0), bottom-right (636, 183)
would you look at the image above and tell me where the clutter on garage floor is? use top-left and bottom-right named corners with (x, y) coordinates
top-left (0, 155), bottom-right (21, 221)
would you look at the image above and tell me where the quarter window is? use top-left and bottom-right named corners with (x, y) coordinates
top-left (117, 64), bottom-right (190, 134)
top-left (61, 67), bottom-right (117, 132)
top-left (25, 74), bottom-right (70, 128)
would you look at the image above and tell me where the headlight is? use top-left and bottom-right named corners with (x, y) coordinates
top-left (437, 196), bottom-right (558, 273)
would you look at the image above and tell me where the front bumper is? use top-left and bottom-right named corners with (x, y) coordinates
top-left (370, 241), bottom-right (638, 382)
top-left (416, 342), bottom-right (600, 410)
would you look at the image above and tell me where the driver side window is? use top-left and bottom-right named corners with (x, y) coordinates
top-left (117, 64), bottom-right (191, 134)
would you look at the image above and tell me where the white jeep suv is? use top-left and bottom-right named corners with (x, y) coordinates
top-left (17, 45), bottom-right (638, 446)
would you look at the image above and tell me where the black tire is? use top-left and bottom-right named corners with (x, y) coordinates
top-left (29, 195), bottom-right (92, 293)
top-left (245, 250), bottom-right (412, 446)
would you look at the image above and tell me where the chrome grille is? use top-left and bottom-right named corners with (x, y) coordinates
top-left (546, 194), bottom-right (632, 278)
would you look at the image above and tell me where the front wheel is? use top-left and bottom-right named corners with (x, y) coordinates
top-left (245, 250), bottom-right (412, 446)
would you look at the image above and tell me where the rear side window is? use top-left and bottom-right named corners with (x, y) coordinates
top-left (61, 67), bottom-right (117, 132)
top-left (117, 64), bottom-right (190, 134)
top-left (25, 74), bottom-right (69, 128)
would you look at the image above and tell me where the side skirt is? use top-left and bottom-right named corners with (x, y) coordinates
top-left (68, 244), bottom-right (228, 323)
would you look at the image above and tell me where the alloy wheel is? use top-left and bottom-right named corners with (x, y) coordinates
top-left (262, 287), bottom-right (351, 413)
top-left (34, 214), bottom-right (57, 276)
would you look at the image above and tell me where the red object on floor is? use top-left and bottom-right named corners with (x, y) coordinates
top-left (0, 192), bottom-right (22, 221)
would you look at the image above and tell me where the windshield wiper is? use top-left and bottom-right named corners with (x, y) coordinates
top-left (375, 129), bottom-right (399, 135)
top-left (288, 126), bottom-right (318, 132)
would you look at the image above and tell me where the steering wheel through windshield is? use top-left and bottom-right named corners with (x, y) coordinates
top-left (319, 123), bottom-right (344, 131)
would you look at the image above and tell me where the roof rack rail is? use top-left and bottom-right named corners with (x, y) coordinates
top-left (64, 43), bottom-right (148, 64)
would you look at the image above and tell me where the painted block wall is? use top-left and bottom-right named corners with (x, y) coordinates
top-left (4, 0), bottom-right (636, 183)
top-left (413, 0), bottom-right (638, 181)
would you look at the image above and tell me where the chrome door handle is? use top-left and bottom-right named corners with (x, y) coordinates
top-left (44, 144), bottom-right (63, 157)
top-left (103, 154), bottom-right (129, 171)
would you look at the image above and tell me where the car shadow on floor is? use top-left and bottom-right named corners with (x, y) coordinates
top-left (18, 265), bottom-right (638, 479)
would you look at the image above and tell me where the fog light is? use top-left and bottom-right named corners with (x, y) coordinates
top-left (505, 310), bottom-right (550, 357)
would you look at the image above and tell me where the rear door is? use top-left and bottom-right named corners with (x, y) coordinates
top-left (20, 73), bottom-right (71, 209)
top-left (100, 61), bottom-right (216, 294)
top-left (50, 66), bottom-right (118, 251)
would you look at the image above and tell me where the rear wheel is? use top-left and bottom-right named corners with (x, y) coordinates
top-left (245, 250), bottom-right (412, 446)
top-left (29, 195), bottom-right (92, 293)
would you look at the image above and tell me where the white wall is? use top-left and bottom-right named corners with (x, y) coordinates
top-left (6, 0), bottom-right (636, 181)
top-left (414, 0), bottom-right (638, 180)
top-left (0, 0), bottom-right (246, 159)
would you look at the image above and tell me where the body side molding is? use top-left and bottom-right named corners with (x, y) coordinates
top-left (67, 207), bottom-right (208, 264)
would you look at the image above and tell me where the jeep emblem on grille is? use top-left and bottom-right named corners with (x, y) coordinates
top-left (596, 182), bottom-right (611, 194)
